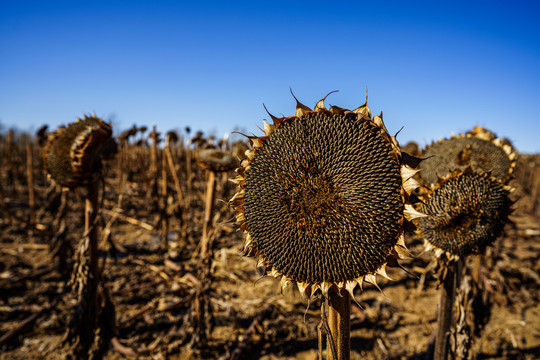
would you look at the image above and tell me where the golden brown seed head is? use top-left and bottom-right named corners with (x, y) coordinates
top-left (166, 130), bottom-right (179, 144)
top-left (230, 93), bottom-right (422, 298)
top-left (417, 170), bottom-right (512, 259)
top-left (244, 111), bottom-right (403, 283)
top-left (401, 141), bottom-right (420, 157)
top-left (43, 115), bottom-right (117, 188)
top-left (419, 127), bottom-right (517, 185)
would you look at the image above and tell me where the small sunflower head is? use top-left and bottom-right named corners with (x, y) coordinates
top-left (417, 169), bottom-right (513, 261)
top-left (43, 115), bottom-right (117, 188)
top-left (419, 126), bottom-right (518, 185)
top-left (229, 92), bottom-right (423, 299)
top-left (166, 130), bottom-right (179, 145)
top-left (196, 148), bottom-right (237, 172)
top-left (36, 124), bottom-right (49, 147)
top-left (119, 125), bottom-right (138, 144)
top-left (401, 141), bottom-right (420, 157)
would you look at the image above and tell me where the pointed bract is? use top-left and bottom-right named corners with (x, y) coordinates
top-left (314, 90), bottom-right (339, 111)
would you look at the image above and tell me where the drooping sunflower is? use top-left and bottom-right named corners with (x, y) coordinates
top-left (419, 126), bottom-right (518, 185)
top-left (229, 92), bottom-right (424, 299)
top-left (417, 168), bottom-right (513, 261)
top-left (43, 115), bottom-right (117, 188)
top-left (196, 148), bottom-right (238, 172)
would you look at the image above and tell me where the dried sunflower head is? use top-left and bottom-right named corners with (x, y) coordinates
top-left (401, 141), bottom-right (420, 157)
top-left (196, 148), bottom-right (237, 172)
top-left (229, 92), bottom-right (423, 299)
top-left (166, 130), bottom-right (179, 145)
top-left (417, 169), bottom-right (513, 261)
top-left (119, 125), bottom-right (138, 144)
top-left (419, 126), bottom-right (517, 185)
top-left (36, 124), bottom-right (49, 147)
top-left (44, 115), bottom-right (117, 188)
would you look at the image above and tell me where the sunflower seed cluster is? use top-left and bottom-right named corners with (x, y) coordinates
top-left (420, 137), bottom-right (512, 185)
top-left (417, 172), bottom-right (511, 256)
top-left (243, 111), bottom-right (403, 283)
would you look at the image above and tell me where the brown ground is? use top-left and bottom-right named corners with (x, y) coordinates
top-left (0, 135), bottom-right (538, 360)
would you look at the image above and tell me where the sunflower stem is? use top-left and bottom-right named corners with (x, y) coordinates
top-left (73, 178), bottom-right (101, 358)
top-left (327, 289), bottom-right (350, 360)
top-left (186, 139), bottom-right (193, 195)
top-left (434, 261), bottom-right (458, 360)
top-left (317, 311), bottom-right (324, 360)
top-left (149, 125), bottom-right (159, 201)
top-left (116, 138), bottom-right (125, 208)
top-left (86, 179), bottom-right (100, 281)
top-left (161, 143), bottom-right (169, 243)
top-left (201, 170), bottom-right (216, 259)
top-left (164, 143), bottom-right (187, 241)
top-left (26, 143), bottom-right (35, 231)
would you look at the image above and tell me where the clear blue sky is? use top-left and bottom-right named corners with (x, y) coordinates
top-left (1, 0), bottom-right (539, 153)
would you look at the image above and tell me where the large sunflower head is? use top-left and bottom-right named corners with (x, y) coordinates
top-left (43, 115), bottom-right (117, 188)
top-left (419, 126), bottom-right (517, 186)
top-left (229, 92), bottom-right (424, 299)
top-left (417, 168), bottom-right (513, 261)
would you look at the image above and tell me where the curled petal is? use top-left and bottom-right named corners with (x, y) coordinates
top-left (314, 90), bottom-right (339, 111)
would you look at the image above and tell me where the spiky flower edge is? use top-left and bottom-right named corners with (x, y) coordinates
top-left (418, 167), bottom-right (515, 262)
top-left (422, 126), bottom-right (518, 185)
top-left (229, 93), bottom-right (424, 299)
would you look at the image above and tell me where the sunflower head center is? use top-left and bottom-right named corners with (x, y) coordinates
top-left (279, 169), bottom-right (344, 230)
top-left (452, 212), bottom-right (475, 229)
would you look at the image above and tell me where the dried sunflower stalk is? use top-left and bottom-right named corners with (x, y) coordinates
top-left (44, 115), bottom-right (117, 359)
top-left (196, 147), bottom-right (238, 258)
top-left (417, 169), bottom-right (514, 360)
top-left (416, 127), bottom-right (517, 360)
top-left (191, 148), bottom-right (238, 346)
